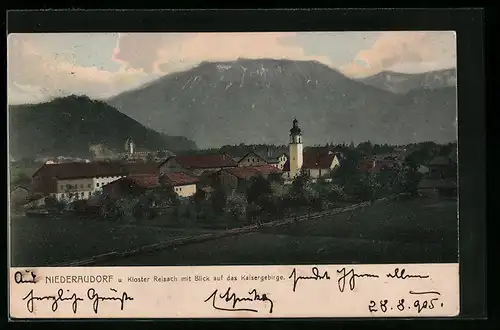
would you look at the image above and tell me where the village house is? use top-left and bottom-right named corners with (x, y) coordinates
top-left (282, 119), bottom-right (341, 181)
top-left (357, 150), bottom-right (406, 173)
top-left (31, 161), bottom-right (159, 203)
top-left (160, 172), bottom-right (199, 198)
top-left (101, 174), bottom-right (160, 200)
top-left (10, 185), bottom-right (31, 208)
top-left (158, 153), bottom-right (238, 177)
top-left (266, 153), bottom-right (288, 170)
top-left (227, 146), bottom-right (288, 170)
top-left (417, 155), bottom-right (457, 198)
top-left (236, 151), bottom-right (269, 167)
top-left (212, 165), bottom-right (282, 193)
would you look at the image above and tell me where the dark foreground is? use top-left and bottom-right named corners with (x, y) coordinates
top-left (10, 216), bottom-right (220, 267)
top-left (10, 197), bottom-right (458, 267)
top-left (94, 197), bottom-right (458, 266)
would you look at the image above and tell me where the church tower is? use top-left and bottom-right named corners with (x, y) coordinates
top-left (289, 118), bottom-right (303, 178)
top-left (125, 138), bottom-right (135, 156)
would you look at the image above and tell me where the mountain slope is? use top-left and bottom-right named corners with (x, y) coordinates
top-left (107, 59), bottom-right (457, 148)
top-left (8, 95), bottom-right (197, 159)
top-left (359, 69), bottom-right (457, 94)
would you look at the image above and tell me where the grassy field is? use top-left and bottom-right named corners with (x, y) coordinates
top-left (95, 197), bottom-right (458, 266)
top-left (9, 215), bottom-right (221, 267)
top-left (261, 197), bottom-right (458, 244)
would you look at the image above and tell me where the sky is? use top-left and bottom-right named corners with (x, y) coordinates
top-left (7, 31), bottom-right (456, 105)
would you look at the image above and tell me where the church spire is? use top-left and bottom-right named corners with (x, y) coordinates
top-left (290, 118), bottom-right (302, 137)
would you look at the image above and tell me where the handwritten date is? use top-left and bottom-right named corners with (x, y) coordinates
top-left (368, 291), bottom-right (442, 314)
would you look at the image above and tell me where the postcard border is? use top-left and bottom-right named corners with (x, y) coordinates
top-left (5, 8), bottom-right (486, 321)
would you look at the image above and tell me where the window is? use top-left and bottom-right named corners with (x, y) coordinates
top-left (88, 184), bottom-right (91, 188)
top-left (97, 183), bottom-right (100, 187)
top-left (248, 159), bottom-right (250, 162)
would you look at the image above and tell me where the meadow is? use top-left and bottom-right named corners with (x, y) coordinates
top-left (95, 197), bottom-right (458, 266)
top-left (9, 215), bottom-right (220, 267)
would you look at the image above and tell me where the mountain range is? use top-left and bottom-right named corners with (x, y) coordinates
top-left (358, 68), bottom-right (457, 94)
top-left (106, 58), bottom-right (457, 149)
top-left (8, 95), bottom-right (197, 159)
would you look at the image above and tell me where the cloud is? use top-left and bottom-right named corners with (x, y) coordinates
top-left (8, 32), bottom-right (458, 104)
top-left (340, 31), bottom-right (456, 77)
top-left (113, 32), bottom-right (334, 75)
top-left (7, 34), bottom-right (153, 104)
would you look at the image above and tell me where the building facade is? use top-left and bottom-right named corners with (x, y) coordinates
top-left (237, 151), bottom-right (268, 167)
top-left (32, 161), bottom-right (159, 203)
top-left (161, 172), bottom-right (199, 198)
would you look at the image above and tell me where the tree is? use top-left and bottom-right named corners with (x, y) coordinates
top-left (344, 173), bottom-right (370, 202)
top-left (11, 172), bottom-right (31, 187)
top-left (44, 195), bottom-right (66, 212)
top-left (357, 141), bottom-right (373, 155)
top-left (364, 172), bottom-right (382, 201)
top-left (246, 176), bottom-right (272, 205)
top-left (268, 172), bottom-right (284, 184)
top-left (331, 150), bottom-right (361, 186)
top-left (153, 185), bottom-right (179, 206)
top-left (394, 162), bottom-right (423, 195)
top-left (288, 171), bottom-right (313, 208)
top-left (211, 186), bottom-right (227, 215)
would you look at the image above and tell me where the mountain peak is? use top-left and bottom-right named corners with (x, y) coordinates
top-left (9, 96), bottom-right (197, 159)
top-left (107, 59), bottom-right (457, 149)
top-left (360, 68), bottom-right (457, 94)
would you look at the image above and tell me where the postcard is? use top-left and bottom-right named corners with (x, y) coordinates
top-left (8, 30), bottom-right (459, 319)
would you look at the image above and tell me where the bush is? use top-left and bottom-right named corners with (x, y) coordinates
top-left (211, 187), bottom-right (227, 215)
top-left (44, 195), bottom-right (66, 211)
top-left (246, 176), bottom-right (273, 204)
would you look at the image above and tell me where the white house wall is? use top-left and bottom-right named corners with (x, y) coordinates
top-left (173, 184), bottom-right (197, 197)
top-left (54, 176), bottom-right (123, 202)
top-left (93, 176), bottom-right (124, 192)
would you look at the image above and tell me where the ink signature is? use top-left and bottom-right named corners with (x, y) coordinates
top-left (204, 287), bottom-right (274, 313)
top-left (14, 270), bottom-right (37, 284)
top-left (288, 267), bottom-right (331, 292)
top-left (87, 288), bottom-right (134, 314)
top-left (22, 288), bottom-right (134, 314)
top-left (386, 268), bottom-right (430, 280)
top-left (337, 267), bottom-right (380, 292)
top-left (22, 288), bottom-right (84, 314)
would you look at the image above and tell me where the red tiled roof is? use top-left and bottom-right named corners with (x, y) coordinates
top-left (162, 153), bottom-right (237, 169)
top-left (224, 165), bottom-right (282, 180)
top-left (303, 152), bottom-right (337, 169)
top-left (253, 164), bottom-right (282, 176)
top-left (127, 174), bottom-right (161, 188)
top-left (32, 161), bottom-right (159, 180)
top-left (102, 174), bottom-right (160, 191)
top-left (283, 152), bottom-right (338, 171)
top-left (162, 172), bottom-right (199, 186)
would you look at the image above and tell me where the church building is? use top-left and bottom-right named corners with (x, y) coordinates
top-left (283, 119), bottom-right (341, 180)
